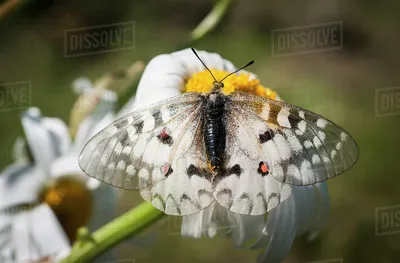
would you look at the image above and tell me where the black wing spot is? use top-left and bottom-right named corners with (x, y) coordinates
top-left (212, 164), bottom-right (242, 185)
top-left (288, 109), bottom-right (302, 129)
top-left (187, 164), bottom-right (201, 177)
top-left (181, 193), bottom-right (190, 201)
top-left (152, 110), bottom-right (163, 127)
top-left (187, 164), bottom-right (212, 180)
top-left (114, 118), bottom-right (129, 129)
top-left (120, 131), bottom-right (130, 145)
top-left (227, 164), bottom-right (242, 176)
top-left (133, 120), bottom-right (144, 133)
top-left (238, 193), bottom-right (254, 214)
top-left (267, 192), bottom-right (278, 202)
top-left (259, 130), bottom-right (275, 143)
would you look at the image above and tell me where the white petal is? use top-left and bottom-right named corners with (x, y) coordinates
top-left (133, 54), bottom-right (184, 109)
top-left (208, 202), bottom-right (237, 236)
top-left (181, 202), bottom-right (216, 239)
top-left (11, 137), bottom-right (29, 164)
top-left (294, 182), bottom-right (330, 237)
top-left (256, 193), bottom-right (296, 263)
top-left (12, 204), bottom-right (71, 262)
top-left (133, 48), bottom-right (236, 109)
top-left (230, 212), bottom-right (266, 248)
top-left (181, 201), bottom-right (240, 239)
top-left (0, 214), bottom-right (12, 261)
top-left (86, 178), bottom-right (102, 190)
top-left (0, 164), bottom-right (46, 210)
top-left (170, 48), bottom-right (236, 79)
top-left (41, 118), bottom-right (71, 156)
top-left (21, 108), bottom-right (70, 172)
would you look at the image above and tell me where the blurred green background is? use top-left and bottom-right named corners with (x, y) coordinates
top-left (1, 0), bottom-right (400, 262)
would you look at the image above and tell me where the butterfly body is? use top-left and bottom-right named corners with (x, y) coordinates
top-left (203, 87), bottom-right (228, 174)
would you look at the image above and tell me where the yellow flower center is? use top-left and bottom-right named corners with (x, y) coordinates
top-left (184, 69), bottom-right (277, 99)
top-left (39, 176), bottom-right (93, 243)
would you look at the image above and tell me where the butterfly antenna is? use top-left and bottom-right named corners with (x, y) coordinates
top-left (220, 60), bottom-right (255, 82)
top-left (191, 48), bottom-right (218, 83)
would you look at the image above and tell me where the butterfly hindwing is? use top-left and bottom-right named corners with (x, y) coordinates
top-left (226, 92), bottom-right (359, 186)
top-left (78, 92), bottom-right (205, 190)
top-left (213, 103), bottom-right (292, 215)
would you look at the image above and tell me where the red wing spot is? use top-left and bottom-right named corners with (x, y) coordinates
top-left (157, 127), bottom-right (174, 146)
top-left (158, 128), bottom-right (170, 139)
top-left (261, 164), bottom-right (268, 173)
top-left (161, 164), bottom-right (173, 177)
top-left (258, 161), bottom-right (269, 176)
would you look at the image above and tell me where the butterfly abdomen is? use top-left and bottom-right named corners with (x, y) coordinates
top-left (203, 93), bottom-right (226, 172)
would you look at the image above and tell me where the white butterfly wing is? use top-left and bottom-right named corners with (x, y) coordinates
top-left (227, 92), bottom-right (359, 186)
top-left (213, 103), bottom-right (292, 215)
top-left (140, 114), bottom-right (214, 215)
top-left (78, 92), bottom-right (205, 190)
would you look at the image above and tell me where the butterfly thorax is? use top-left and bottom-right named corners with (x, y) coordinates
top-left (203, 91), bottom-right (226, 175)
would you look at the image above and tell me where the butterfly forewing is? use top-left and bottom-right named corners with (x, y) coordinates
top-left (227, 92), bottom-right (359, 186)
top-left (78, 92), bottom-right (204, 190)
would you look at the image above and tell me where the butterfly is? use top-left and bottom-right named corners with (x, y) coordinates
top-left (78, 49), bottom-right (359, 216)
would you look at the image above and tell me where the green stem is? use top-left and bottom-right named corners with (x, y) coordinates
top-left (188, 0), bottom-right (233, 45)
top-left (60, 202), bottom-right (164, 263)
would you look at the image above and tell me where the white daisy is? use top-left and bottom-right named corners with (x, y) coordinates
top-left (130, 48), bottom-right (330, 262)
top-left (0, 107), bottom-right (72, 262)
top-left (0, 81), bottom-right (119, 262)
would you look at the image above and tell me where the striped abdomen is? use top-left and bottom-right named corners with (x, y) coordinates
top-left (203, 93), bottom-right (226, 172)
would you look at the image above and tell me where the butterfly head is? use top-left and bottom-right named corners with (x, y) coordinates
top-left (191, 47), bottom-right (255, 94)
top-left (212, 81), bottom-right (224, 92)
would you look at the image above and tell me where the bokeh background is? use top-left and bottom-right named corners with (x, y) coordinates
top-left (1, 0), bottom-right (400, 262)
